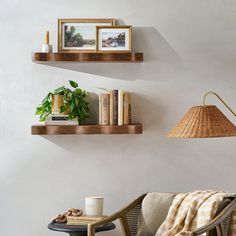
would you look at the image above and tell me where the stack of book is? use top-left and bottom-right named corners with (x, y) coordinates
top-left (67, 215), bottom-right (106, 225)
top-left (45, 115), bottom-right (78, 126)
top-left (99, 90), bottom-right (131, 126)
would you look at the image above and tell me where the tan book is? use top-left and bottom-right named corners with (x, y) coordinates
top-left (118, 90), bottom-right (124, 126)
top-left (67, 216), bottom-right (105, 221)
top-left (67, 221), bottom-right (98, 225)
top-left (67, 215), bottom-right (106, 225)
top-left (128, 104), bottom-right (131, 124)
top-left (109, 91), bottom-right (114, 125)
top-left (98, 94), bottom-right (102, 125)
top-left (123, 93), bottom-right (131, 125)
top-left (109, 90), bottom-right (118, 125)
top-left (101, 93), bottom-right (110, 125)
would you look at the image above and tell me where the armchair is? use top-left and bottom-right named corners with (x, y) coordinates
top-left (87, 193), bottom-right (236, 236)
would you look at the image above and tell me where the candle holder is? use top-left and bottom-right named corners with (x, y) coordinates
top-left (42, 31), bottom-right (53, 53)
top-left (85, 196), bottom-right (104, 216)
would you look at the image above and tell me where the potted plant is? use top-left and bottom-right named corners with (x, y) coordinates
top-left (35, 80), bottom-right (89, 124)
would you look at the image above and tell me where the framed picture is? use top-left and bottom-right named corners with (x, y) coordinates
top-left (96, 26), bottom-right (132, 52)
top-left (58, 19), bottom-right (116, 52)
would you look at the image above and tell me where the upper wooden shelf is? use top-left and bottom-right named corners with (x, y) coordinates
top-left (31, 124), bottom-right (143, 135)
top-left (32, 52), bottom-right (143, 62)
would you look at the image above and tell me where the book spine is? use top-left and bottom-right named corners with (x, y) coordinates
top-left (45, 122), bottom-right (78, 125)
top-left (118, 90), bottom-right (124, 126)
top-left (99, 94), bottom-right (102, 125)
top-left (128, 104), bottom-right (131, 124)
top-left (101, 94), bottom-right (110, 125)
top-left (46, 115), bottom-right (69, 121)
top-left (113, 90), bottom-right (118, 125)
top-left (67, 222), bottom-right (96, 225)
top-left (67, 216), bottom-right (105, 221)
top-left (123, 93), bottom-right (131, 125)
top-left (51, 117), bottom-right (68, 121)
top-left (110, 91), bottom-right (114, 125)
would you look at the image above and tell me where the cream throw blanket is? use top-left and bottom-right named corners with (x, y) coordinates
top-left (155, 190), bottom-right (236, 236)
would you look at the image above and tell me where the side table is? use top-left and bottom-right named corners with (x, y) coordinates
top-left (48, 222), bottom-right (116, 236)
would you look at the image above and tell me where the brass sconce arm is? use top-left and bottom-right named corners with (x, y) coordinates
top-left (203, 91), bottom-right (236, 117)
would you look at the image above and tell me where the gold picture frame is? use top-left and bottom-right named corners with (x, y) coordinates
top-left (96, 26), bottom-right (132, 53)
top-left (58, 19), bottom-right (116, 53)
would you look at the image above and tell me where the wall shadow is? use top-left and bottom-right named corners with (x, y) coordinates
top-left (44, 27), bottom-right (182, 81)
top-left (82, 92), bottom-right (98, 125)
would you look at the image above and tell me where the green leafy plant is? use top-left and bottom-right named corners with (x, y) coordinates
top-left (35, 80), bottom-right (89, 124)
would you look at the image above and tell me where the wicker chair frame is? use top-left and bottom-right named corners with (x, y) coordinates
top-left (87, 193), bottom-right (236, 236)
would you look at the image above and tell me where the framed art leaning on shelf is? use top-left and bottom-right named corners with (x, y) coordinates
top-left (58, 19), bottom-right (116, 52)
top-left (96, 26), bottom-right (132, 52)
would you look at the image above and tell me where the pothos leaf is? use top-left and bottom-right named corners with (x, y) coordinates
top-left (35, 107), bottom-right (43, 115)
top-left (69, 80), bottom-right (78, 88)
top-left (54, 86), bottom-right (65, 94)
top-left (60, 105), bottom-right (67, 113)
top-left (42, 92), bottom-right (52, 104)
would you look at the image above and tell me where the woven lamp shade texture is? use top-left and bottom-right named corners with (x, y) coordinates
top-left (168, 105), bottom-right (236, 138)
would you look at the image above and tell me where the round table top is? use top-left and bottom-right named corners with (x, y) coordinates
top-left (48, 222), bottom-right (116, 233)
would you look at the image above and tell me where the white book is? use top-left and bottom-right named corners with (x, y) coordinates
top-left (45, 121), bottom-right (78, 126)
top-left (49, 114), bottom-right (68, 117)
top-left (118, 90), bottom-right (124, 126)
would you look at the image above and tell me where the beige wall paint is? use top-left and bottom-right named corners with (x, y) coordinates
top-left (1, 0), bottom-right (236, 235)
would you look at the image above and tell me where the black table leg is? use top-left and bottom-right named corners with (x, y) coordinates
top-left (69, 232), bottom-right (87, 236)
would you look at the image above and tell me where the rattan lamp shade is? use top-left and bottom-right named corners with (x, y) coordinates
top-left (168, 105), bottom-right (236, 138)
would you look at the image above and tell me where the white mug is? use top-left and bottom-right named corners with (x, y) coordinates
top-left (85, 196), bottom-right (104, 216)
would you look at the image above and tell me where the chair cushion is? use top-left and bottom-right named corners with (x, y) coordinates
top-left (137, 192), bottom-right (176, 236)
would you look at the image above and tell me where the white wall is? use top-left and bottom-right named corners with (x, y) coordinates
top-left (1, 0), bottom-right (236, 235)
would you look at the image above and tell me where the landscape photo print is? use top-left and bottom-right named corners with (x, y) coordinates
top-left (96, 26), bottom-right (132, 52)
top-left (58, 19), bottom-right (115, 52)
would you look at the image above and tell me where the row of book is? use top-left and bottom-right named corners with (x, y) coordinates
top-left (99, 90), bottom-right (131, 126)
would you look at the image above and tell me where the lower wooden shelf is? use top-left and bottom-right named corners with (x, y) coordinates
top-left (31, 124), bottom-right (143, 135)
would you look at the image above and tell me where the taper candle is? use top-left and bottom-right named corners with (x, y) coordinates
top-left (46, 31), bottom-right (49, 44)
